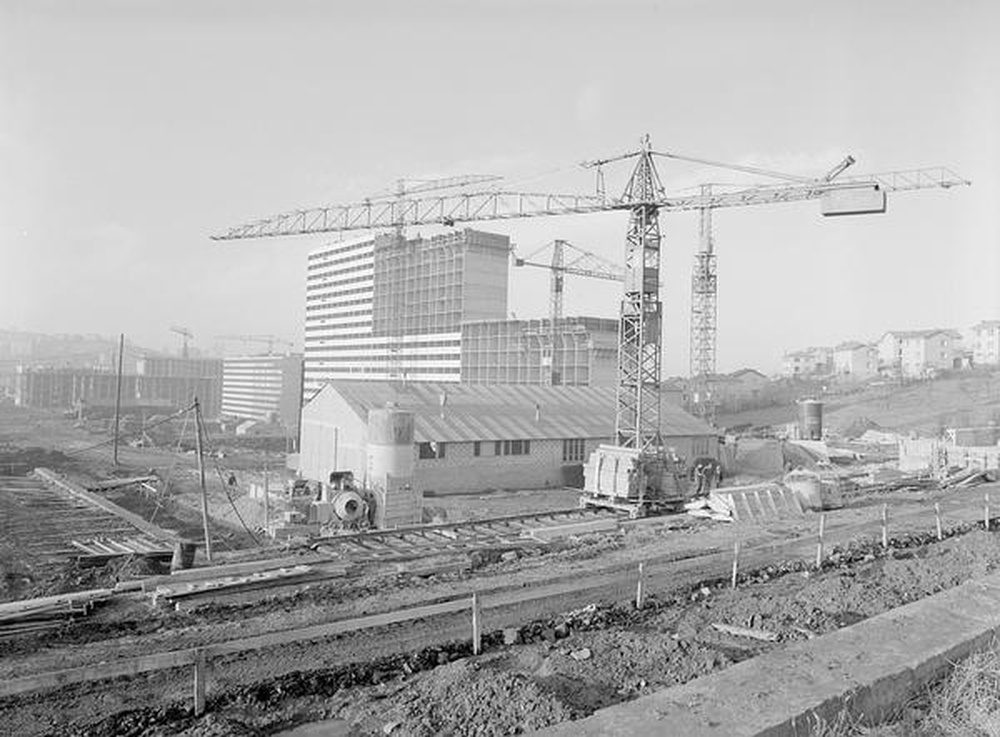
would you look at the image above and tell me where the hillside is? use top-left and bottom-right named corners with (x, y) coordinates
top-left (717, 369), bottom-right (1000, 437)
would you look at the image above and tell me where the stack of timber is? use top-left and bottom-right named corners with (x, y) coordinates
top-left (0, 589), bottom-right (113, 638)
top-left (70, 536), bottom-right (174, 567)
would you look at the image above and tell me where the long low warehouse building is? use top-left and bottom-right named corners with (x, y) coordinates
top-left (299, 381), bottom-right (719, 495)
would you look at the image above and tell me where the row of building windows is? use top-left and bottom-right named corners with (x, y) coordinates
top-left (418, 441), bottom-right (445, 459)
top-left (306, 297), bottom-right (372, 314)
top-left (305, 366), bottom-right (459, 377)
top-left (304, 337), bottom-right (460, 351)
top-left (303, 353), bottom-right (459, 363)
top-left (562, 438), bottom-right (586, 462)
top-left (305, 320), bottom-right (372, 333)
top-left (306, 273), bottom-right (373, 292)
top-left (306, 250), bottom-right (373, 274)
top-left (305, 310), bottom-right (373, 325)
top-left (306, 263), bottom-right (373, 284)
top-left (414, 438), bottom-right (590, 463)
top-left (468, 439), bottom-right (532, 457)
top-left (306, 284), bottom-right (373, 302)
top-left (307, 240), bottom-right (373, 263)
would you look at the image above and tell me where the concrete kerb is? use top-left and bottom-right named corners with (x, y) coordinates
top-left (532, 573), bottom-right (1000, 737)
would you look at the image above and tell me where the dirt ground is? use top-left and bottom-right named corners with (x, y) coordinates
top-left (7, 405), bottom-right (1000, 735)
top-left (5, 518), bottom-right (1000, 736)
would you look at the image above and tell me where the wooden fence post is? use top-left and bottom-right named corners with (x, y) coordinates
top-left (731, 540), bottom-right (740, 589)
top-left (192, 648), bottom-right (206, 716)
top-left (635, 562), bottom-right (645, 610)
top-left (471, 592), bottom-right (481, 655)
top-left (881, 504), bottom-right (889, 549)
top-left (935, 502), bottom-right (943, 541)
top-left (815, 513), bottom-right (826, 569)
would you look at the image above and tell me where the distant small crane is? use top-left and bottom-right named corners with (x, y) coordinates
top-left (514, 240), bottom-right (624, 384)
top-left (215, 334), bottom-right (295, 354)
top-left (169, 325), bottom-right (193, 359)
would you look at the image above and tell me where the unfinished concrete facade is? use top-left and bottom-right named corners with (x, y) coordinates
top-left (460, 317), bottom-right (618, 387)
top-left (304, 229), bottom-right (509, 393)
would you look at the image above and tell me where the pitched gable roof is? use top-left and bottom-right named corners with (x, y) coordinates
top-left (307, 381), bottom-right (717, 442)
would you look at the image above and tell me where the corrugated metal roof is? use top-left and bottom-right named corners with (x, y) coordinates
top-left (310, 381), bottom-right (716, 443)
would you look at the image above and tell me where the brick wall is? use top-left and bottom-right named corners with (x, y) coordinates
top-left (413, 437), bottom-right (607, 494)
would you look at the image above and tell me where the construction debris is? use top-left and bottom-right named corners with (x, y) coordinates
top-left (711, 622), bottom-right (780, 642)
top-left (70, 536), bottom-right (174, 567)
top-left (0, 588), bottom-right (113, 638)
top-left (150, 563), bottom-right (352, 607)
top-left (86, 476), bottom-right (159, 492)
top-left (941, 468), bottom-right (998, 490)
top-left (708, 483), bottom-right (804, 523)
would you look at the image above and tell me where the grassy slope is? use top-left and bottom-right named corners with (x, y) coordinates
top-left (718, 370), bottom-right (1000, 436)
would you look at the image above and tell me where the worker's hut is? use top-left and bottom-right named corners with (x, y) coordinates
top-left (298, 381), bottom-right (719, 494)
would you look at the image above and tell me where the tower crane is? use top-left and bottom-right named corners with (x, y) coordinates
top-left (514, 239), bottom-right (624, 385)
top-left (213, 136), bottom-right (969, 516)
top-left (169, 325), bottom-right (193, 359)
top-left (215, 334), bottom-right (295, 354)
top-left (685, 156), bottom-right (966, 425)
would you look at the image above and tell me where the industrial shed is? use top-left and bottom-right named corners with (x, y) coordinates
top-left (299, 381), bottom-right (718, 495)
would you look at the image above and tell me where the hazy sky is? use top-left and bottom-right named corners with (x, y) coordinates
top-left (2, 0), bottom-right (997, 373)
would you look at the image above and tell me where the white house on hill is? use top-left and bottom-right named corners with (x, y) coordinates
top-left (876, 329), bottom-right (963, 377)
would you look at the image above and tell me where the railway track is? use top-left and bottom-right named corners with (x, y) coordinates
top-left (310, 506), bottom-right (626, 562)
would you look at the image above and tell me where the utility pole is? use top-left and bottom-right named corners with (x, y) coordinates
top-left (262, 446), bottom-right (270, 538)
top-left (193, 398), bottom-right (213, 562)
top-left (113, 333), bottom-right (125, 466)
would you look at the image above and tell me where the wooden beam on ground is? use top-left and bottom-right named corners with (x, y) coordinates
top-left (32, 469), bottom-right (178, 543)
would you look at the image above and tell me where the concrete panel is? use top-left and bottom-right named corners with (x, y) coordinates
top-left (534, 573), bottom-right (1000, 737)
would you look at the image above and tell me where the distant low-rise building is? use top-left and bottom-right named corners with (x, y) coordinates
top-left (781, 347), bottom-right (833, 377)
top-left (13, 367), bottom-right (220, 417)
top-left (832, 341), bottom-right (878, 381)
top-left (971, 320), bottom-right (1000, 366)
top-left (136, 356), bottom-right (223, 379)
top-left (222, 354), bottom-right (304, 431)
top-left (876, 329), bottom-right (963, 377)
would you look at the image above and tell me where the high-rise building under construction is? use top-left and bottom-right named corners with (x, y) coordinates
top-left (304, 228), bottom-right (510, 394)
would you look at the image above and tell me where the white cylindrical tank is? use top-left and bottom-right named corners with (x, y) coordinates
top-left (366, 405), bottom-right (415, 489)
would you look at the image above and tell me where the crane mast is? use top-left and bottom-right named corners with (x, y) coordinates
top-left (617, 139), bottom-right (666, 452)
top-left (514, 239), bottom-right (625, 385)
top-left (690, 184), bottom-right (717, 381)
top-left (214, 138), bottom-right (969, 517)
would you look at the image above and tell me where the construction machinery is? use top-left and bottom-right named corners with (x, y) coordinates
top-left (213, 136), bottom-right (968, 517)
top-left (169, 326), bottom-right (194, 359)
top-left (513, 239), bottom-right (624, 384)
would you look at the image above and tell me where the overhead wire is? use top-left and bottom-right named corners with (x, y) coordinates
top-left (191, 410), bottom-right (262, 547)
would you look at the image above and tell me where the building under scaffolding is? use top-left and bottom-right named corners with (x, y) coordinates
top-left (304, 228), bottom-right (510, 393)
top-left (460, 317), bottom-right (618, 387)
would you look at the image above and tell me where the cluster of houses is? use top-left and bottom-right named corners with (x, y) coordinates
top-left (782, 321), bottom-right (1000, 380)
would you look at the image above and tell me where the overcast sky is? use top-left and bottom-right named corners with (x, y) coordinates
top-left (2, 0), bottom-right (996, 373)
